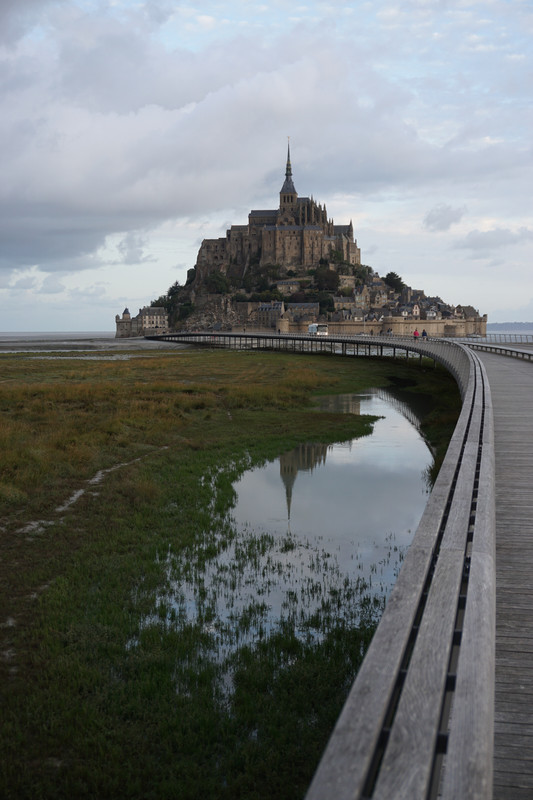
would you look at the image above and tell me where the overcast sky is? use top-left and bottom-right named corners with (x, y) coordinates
top-left (1, 0), bottom-right (532, 331)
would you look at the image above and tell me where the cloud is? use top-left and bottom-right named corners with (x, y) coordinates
top-left (0, 0), bottom-right (532, 327)
top-left (116, 232), bottom-right (157, 265)
top-left (10, 272), bottom-right (39, 291)
top-left (423, 203), bottom-right (467, 232)
top-left (0, 0), bottom-right (65, 45)
top-left (40, 274), bottom-right (66, 294)
top-left (455, 227), bottom-right (533, 252)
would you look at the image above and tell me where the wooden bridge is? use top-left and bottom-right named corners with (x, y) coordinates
top-left (149, 330), bottom-right (533, 799)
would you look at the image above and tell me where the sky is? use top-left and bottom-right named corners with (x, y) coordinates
top-left (1, 0), bottom-right (532, 331)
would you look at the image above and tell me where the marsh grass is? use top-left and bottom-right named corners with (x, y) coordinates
top-left (0, 348), bottom-right (460, 799)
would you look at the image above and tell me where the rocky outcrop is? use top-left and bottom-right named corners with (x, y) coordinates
top-left (180, 295), bottom-right (240, 331)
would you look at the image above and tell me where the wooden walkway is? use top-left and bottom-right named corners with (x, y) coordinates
top-left (475, 351), bottom-right (533, 798)
top-left (155, 331), bottom-right (533, 795)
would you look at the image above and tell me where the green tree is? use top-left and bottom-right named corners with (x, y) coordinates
top-left (315, 267), bottom-right (340, 293)
top-left (168, 280), bottom-right (183, 298)
top-left (289, 291), bottom-right (307, 303)
top-left (353, 265), bottom-right (372, 285)
top-left (151, 294), bottom-right (168, 309)
top-left (384, 272), bottom-right (405, 293)
top-left (176, 302), bottom-right (194, 321)
top-left (318, 292), bottom-right (335, 314)
top-left (205, 272), bottom-right (230, 294)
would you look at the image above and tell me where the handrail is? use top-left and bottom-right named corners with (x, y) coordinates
top-left (465, 341), bottom-right (533, 361)
top-left (148, 332), bottom-right (496, 798)
top-left (148, 332), bottom-right (473, 396)
top-left (305, 344), bottom-right (495, 799)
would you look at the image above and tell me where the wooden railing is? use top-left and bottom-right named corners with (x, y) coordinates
top-left (465, 341), bottom-right (533, 361)
top-left (306, 342), bottom-right (495, 799)
top-left (148, 332), bottom-right (496, 799)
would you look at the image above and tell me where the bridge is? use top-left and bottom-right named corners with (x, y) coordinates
top-left (149, 330), bottom-right (533, 799)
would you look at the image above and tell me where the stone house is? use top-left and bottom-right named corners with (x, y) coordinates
top-left (275, 279), bottom-right (301, 296)
top-left (333, 296), bottom-right (357, 314)
top-left (115, 306), bottom-right (168, 338)
top-left (256, 301), bottom-right (285, 329)
top-left (354, 285), bottom-right (370, 310)
top-left (338, 274), bottom-right (356, 290)
top-left (285, 302), bottom-right (320, 322)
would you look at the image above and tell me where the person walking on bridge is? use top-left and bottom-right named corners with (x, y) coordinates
top-left (413, 328), bottom-right (420, 342)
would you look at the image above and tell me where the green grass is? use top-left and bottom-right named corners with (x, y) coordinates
top-left (0, 348), bottom-right (461, 799)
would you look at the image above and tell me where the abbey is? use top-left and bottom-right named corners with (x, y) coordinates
top-left (194, 144), bottom-right (361, 280)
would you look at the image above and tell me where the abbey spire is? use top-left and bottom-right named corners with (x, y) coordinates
top-left (280, 140), bottom-right (297, 210)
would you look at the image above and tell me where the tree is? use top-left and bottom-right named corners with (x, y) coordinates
top-left (318, 292), bottom-right (335, 314)
top-left (205, 272), bottom-right (230, 294)
top-left (353, 265), bottom-right (371, 285)
top-left (151, 294), bottom-right (168, 309)
top-left (315, 266), bottom-right (340, 293)
top-left (176, 302), bottom-right (194, 322)
top-left (384, 272), bottom-right (405, 293)
top-left (168, 280), bottom-right (183, 299)
top-left (289, 291), bottom-right (307, 303)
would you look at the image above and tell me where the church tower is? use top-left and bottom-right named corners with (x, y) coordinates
top-left (279, 141), bottom-right (298, 212)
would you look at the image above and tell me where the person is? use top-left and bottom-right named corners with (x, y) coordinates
top-left (413, 328), bottom-right (419, 341)
top-left (421, 329), bottom-right (427, 340)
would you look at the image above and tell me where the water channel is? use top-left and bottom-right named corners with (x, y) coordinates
top-left (133, 388), bottom-right (433, 697)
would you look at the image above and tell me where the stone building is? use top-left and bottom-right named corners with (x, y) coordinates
top-left (194, 144), bottom-right (361, 283)
top-left (256, 301), bottom-right (285, 329)
top-left (115, 306), bottom-right (168, 338)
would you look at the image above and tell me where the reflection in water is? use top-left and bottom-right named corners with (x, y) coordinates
top-left (130, 390), bottom-right (432, 697)
top-left (232, 391), bottom-right (431, 598)
top-left (279, 443), bottom-right (330, 523)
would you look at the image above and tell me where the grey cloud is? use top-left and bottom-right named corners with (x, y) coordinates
top-left (455, 227), bottom-right (533, 252)
top-left (0, 209), bottom-right (111, 272)
top-left (423, 203), bottom-right (467, 232)
top-left (40, 275), bottom-right (66, 294)
top-left (11, 274), bottom-right (38, 291)
top-left (117, 232), bottom-right (157, 265)
top-left (0, 0), bottom-right (65, 45)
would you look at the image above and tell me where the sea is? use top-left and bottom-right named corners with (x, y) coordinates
top-left (0, 332), bottom-right (182, 354)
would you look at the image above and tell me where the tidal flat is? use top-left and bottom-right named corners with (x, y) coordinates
top-left (0, 346), bottom-right (460, 799)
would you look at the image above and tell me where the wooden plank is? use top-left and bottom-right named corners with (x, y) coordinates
top-left (441, 551), bottom-right (495, 800)
top-left (305, 544), bottom-right (434, 800)
top-left (475, 352), bottom-right (533, 798)
top-left (372, 549), bottom-right (464, 799)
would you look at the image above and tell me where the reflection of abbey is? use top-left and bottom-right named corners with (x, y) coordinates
top-left (195, 143), bottom-right (360, 280)
top-left (279, 442), bottom-right (332, 525)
